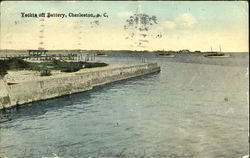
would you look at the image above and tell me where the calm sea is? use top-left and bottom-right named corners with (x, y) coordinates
top-left (0, 52), bottom-right (249, 158)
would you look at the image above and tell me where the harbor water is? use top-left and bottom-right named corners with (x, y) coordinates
top-left (0, 52), bottom-right (249, 158)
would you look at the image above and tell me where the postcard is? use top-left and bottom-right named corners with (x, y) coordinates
top-left (0, 1), bottom-right (249, 158)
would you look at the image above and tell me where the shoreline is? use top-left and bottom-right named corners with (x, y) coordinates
top-left (0, 50), bottom-right (247, 55)
top-left (0, 63), bottom-right (160, 109)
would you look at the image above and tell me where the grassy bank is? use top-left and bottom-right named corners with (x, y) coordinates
top-left (0, 58), bottom-right (108, 77)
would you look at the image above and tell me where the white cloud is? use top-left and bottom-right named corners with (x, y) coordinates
top-left (117, 11), bottom-right (134, 18)
top-left (164, 21), bottom-right (176, 29)
top-left (174, 13), bottom-right (197, 27)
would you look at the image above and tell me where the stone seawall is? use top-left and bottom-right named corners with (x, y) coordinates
top-left (0, 63), bottom-right (160, 109)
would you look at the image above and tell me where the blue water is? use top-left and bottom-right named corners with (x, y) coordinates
top-left (0, 52), bottom-right (249, 158)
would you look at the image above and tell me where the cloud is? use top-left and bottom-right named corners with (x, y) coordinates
top-left (117, 11), bottom-right (133, 18)
top-left (163, 13), bottom-right (197, 30)
top-left (174, 13), bottom-right (197, 27)
top-left (164, 21), bottom-right (176, 29)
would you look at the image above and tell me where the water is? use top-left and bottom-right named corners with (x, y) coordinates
top-left (0, 52), bottom-right (249, 158)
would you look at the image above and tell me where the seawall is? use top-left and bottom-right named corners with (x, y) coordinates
top-left (0, 63), bottom-right (160, 109)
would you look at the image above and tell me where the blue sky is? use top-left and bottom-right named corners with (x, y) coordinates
top-left (0, 1), bottom-right (248, 52)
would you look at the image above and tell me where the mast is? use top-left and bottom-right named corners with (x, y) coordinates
top-left (210, 46), bottom-right (213, 52)
top-left (219, 45), bottom-right (222, 52)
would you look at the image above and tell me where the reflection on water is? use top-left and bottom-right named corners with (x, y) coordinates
top-left (0, 52), bottom-right (249, 158)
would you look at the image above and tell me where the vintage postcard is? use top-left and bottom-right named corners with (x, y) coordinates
top-left (0, 1), bottom-right (249, 158)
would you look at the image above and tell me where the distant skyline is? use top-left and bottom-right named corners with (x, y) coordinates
top-left (0, 1), bottom-right (248, 52)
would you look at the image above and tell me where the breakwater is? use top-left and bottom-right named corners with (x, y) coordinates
top-left (0, 63), bottom-right (160, 109)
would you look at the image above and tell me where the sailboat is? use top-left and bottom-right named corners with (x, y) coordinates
top-left (204, 45), bottom-right (230, 58)
top-left (96, 52), bottom-right (108, 56)
top-left (96, 50), bottom-right (108, 56)
top-left (156, 50), bottom-right (175, 58)
top-left (156, 53), bottom-right (175, 57)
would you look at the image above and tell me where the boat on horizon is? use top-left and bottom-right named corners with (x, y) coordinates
top-left (156, 50), bottom-right (175, 58)
top-left (204, 45), bottom-right (230, 58)
top-left (96, 52), bottom-right (108, 56)
top-left (156, 53), bottom-right (175, 58)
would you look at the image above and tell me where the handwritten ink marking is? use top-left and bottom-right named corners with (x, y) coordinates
top-left (123, 13), bottom-right (160, 48)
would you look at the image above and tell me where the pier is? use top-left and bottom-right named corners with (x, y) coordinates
top-left (0, 50), bottom-right (96, 62)
top-left (0, 63), bottom-right (160, 109)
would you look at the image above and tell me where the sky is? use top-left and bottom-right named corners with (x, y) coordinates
top-left (0, 1), bottom-right (248, 52)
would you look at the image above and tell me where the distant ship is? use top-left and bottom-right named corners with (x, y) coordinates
top-left (204, 45), bottom-right (230, 58)
top-left (156, 50), bottom-right (175, 58)
top-left (97, 52), bottom-right (108, 56)
top-left (156, 53), bottom-right (175, 57)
